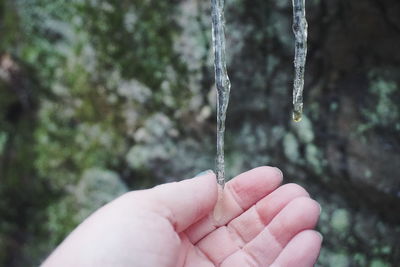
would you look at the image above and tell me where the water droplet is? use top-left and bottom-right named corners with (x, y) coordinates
top-left (293, 110), bottom-right (303, 122)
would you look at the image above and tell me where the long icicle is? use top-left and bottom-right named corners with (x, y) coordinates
top-left (211, 0), bottom-right (231, 188)
top-left (292, 0), bottom-right (308, 122)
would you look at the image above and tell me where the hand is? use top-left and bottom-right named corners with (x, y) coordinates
top-left (42, 166), bottom-right (322, 267)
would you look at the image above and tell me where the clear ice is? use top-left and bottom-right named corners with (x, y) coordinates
top-left (292, 0), bottom-right (308, 122)
top-left (211, 0), bottom-right (231, 187)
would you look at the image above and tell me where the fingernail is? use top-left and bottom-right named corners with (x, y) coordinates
top-left (195, 169), bottom-right (214, 177)
top-left (317, 232), bottom-right (324, 242)
top-left (274, 167), bottom-right (283, 177)
top-left (318, 203), bottom-right (322, 214)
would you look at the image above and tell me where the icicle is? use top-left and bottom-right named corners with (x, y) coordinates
top-left (291, 0), bottom-right (308, 122)
top-left (211, 0), bottom-right (231, 188)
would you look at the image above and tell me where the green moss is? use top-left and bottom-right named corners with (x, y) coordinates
top-left (0, 132), bottom-right (7, 154)
top-left (331, 209), bottom-right (350, 233)
top-left (329, 252), bottom-right (350, 266)
top-left (306, 144), bottom-right (323, 174)
top-left (292, 114), bottom-right (314, 144)
top-left (75, 168), bottom-right (128, 220)
top-left (380, 246), bottom-right (391, 255)
top-left (45, 195), bottom-right (79, 249)
top-left (370, 259), bottom-right (390, 267)
top-left (362, 74), bottom-right (399, 130)
top-left (353, 253), bottom-right (367, 266)
top-left (283, 133), bottom-right (300, 163)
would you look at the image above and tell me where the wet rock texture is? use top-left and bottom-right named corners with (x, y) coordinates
top-left (0, 0), bottom-right (399, 266)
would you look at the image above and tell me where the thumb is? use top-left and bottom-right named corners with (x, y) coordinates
top-left (148, 171), bottom-right (218, 232)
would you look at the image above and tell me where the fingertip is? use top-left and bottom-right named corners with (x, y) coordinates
top-left (242, 166), bottom-right (283, 179)
top-left (282, 183), bottom-right (310, 198)
top-left (258, 166), bottom-right (284, 184)
top-left (289, 197), bottom-right (321, 218)
top-left (266, 197), bottom-right (321, 247)
top-left (296, 230), bottom-right (323, 256)
top-left (317, 231), bottom-right (323, 243)
top-left (304, 229), bottom-right (323, 244)
top-left (254, 183), bottom-right (311, 226)
top-left (228, 166), bottom-right (284, 207)
top-left (270, 166), bottom-right (284, 187)
top-left (271, 230), bottom-right (323, 267)
top-left (273, 167), bottom-right (284, 181)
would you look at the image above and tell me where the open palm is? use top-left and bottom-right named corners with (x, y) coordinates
top-left (43, 167), bottom-right (321, 267)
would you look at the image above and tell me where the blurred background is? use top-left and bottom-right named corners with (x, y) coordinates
top-left (1, 0), bottom-right (399, 266)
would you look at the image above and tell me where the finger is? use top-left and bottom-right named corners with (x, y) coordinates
top-left (270, 230), bottom-right (322, 267)
top-left (227, 183), bottom-right (310, 244)
top-left (147, 172), bottom-right (218, 232)
top-left (220, 230), bottom-right (322, 267)
top-left (185, 166), bottom-right (283, 243)
top-left (242, 197), bottom-right (320, 266)
top-left (195, 184), bottom-right (310, 265)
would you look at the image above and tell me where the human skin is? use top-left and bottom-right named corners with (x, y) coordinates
top-left (42, 166), bottom-right (322, 267)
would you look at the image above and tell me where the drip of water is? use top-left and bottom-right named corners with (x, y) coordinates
top-left (292, 0), bottom-right (308, 122)
top-left (211, 0), bottom-right (231, 188)
top-left (213, 185), bottom-right (225, 222)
